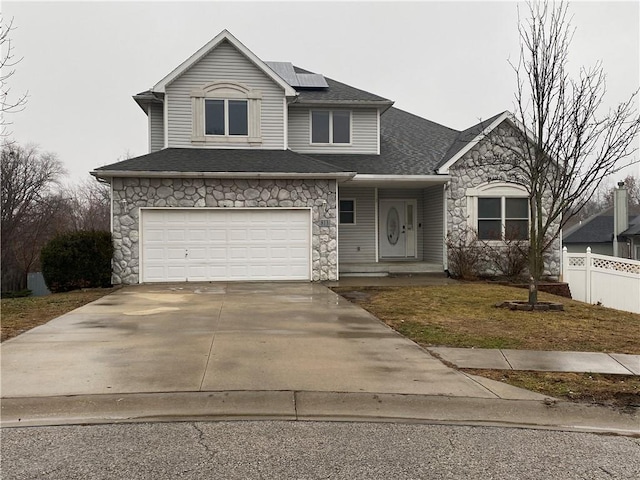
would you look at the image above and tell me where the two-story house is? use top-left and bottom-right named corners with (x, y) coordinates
top-left (92, 30), bottom-right (561, 284)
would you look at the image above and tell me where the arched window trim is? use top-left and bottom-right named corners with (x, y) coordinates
top-left (191, 80), bottom-right (262, 145)
top-left (466, 181), bottom-right (530, 241)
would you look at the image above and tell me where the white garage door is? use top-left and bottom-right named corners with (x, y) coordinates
top-left (141, 208), bottom-right (311, 282)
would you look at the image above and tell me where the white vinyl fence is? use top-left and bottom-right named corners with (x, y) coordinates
top-left (563, 247), bottom-right (640, 314)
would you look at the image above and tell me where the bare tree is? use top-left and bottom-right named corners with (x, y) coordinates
top-left (497, 1), bottom-right (640, 304)
top-left (1, 142), bottom-right (65, 290)
top-left (63, 177), bottom-right (111, 232)
top-left (1, 16), bottom-right (28, 138)
top-left (601, 174), bottom-right (640, 209)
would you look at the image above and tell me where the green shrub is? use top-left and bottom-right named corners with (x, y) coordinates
top-left (41, 231), bottom-right (113, 293)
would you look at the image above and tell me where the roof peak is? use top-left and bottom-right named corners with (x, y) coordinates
top-left (151, 30), bottom-right (297, 96)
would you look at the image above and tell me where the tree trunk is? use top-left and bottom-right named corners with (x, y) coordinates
top-left (528, 275), bottom-right (538, 305)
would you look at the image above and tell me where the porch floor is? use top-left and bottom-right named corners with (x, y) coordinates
top-left (339, 261), bottom-right (444, 276)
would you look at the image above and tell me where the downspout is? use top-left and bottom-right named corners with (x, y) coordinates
top-left (443, 182), bottom-right (449, 271)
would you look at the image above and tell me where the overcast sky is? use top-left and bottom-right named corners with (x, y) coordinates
top-left (4, 0), bottom-right (639, 183)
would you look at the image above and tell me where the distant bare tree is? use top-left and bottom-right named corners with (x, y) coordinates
top-left (601, 174), bottom-right (640, 209)
top-left (1, 16), bottom-right (28, 138)
top-left (1, 142), bottom-right (65, 290)
top-left (63, 177), bottom-right (111, 231)
top-left (489, 1), bottom-right (640, 304)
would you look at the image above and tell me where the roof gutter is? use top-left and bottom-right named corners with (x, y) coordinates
top-left (289, 99), bottom-right (394, 113)
top-left (350, 174), bottom-right (450, 182)
top-left (91, 170), bottom-right (357, 182)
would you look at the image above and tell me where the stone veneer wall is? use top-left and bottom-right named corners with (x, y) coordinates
top-left (111, 177), bottom-right (337, 284)
top-left (447, 125), bottom-right (561, 279)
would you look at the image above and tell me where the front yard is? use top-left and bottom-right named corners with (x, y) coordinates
top-left (1, 288), bottom-right (117, 342)
top-left (333, 283), bottom-right (640, 408)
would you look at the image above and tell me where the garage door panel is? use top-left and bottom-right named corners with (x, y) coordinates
top-left (209, 230), bottom-right (227, 241)
top-left (167, 230), bottom-right (186, 242)
top-left (288, 247), bottom-right (309, 260)
top-left (187, 229), bottom-right (207, 241)
top-left (167, 248), bottom-right (186, 260)
top-left (187, 247), bottom-right (207, 260)
top-left (142, 209), bottom-right (310, 282)
top-left (145, 248), bottom-right (166, 260)
top-left (144, 229), bottom-right (166, 242)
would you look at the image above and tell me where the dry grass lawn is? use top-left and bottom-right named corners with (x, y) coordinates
top-left (333, 283), bottom-right (640, 407)
top-left (334, 284), bottom-right (640, 354)
top-left (1, 288), bottom-right (117, 342)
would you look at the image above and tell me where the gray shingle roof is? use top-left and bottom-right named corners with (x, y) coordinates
top-left (94, 148), bottom-right (350, 174)
top-left (563, 213), bottom-right (638, 243)
top-left (292, 66), bottom-right (392, 104)
top-left (312, 107), bottom-right (460, 175)
top-left (621, 215), bottom-right (640, 236)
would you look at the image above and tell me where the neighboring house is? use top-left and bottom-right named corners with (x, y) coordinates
top-left (564, 183), bottom-right (640, 260)
top-left (620, 217), bottom-right (640, 260)
top-left (92, 30), bottom-right (561, 284)
top-left (564, 210), bottom-right (640, 259)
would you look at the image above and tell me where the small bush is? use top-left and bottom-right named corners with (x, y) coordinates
top-left (446, 227), bottom-right (486, 280)
top-left (41, 231), bottom-right (113, 293)
top-left (483, 237), bottom-right (529, 281)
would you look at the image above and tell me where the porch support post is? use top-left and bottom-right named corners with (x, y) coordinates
top-left (374, 187), bottom-right (379, 262)
top-left (442, 182), bottom-right (448, 271)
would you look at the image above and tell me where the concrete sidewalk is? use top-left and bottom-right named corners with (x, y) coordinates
top-left (429, 347), bottom-right (640, 375)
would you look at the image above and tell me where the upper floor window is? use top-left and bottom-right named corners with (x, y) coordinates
top-left (191, 81), bottom-right (262, 145)
top-left (311, 110), bottom-right (351, 144)
top-left (478, 197), bottom-right (528, 240)
top-left (205, 99), bottom-right (248, 136)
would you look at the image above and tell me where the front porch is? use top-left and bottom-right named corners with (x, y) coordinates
top-left (339, 261), bottom-right (444, 276)
top-left (337, 182), bottom-right (448, 274)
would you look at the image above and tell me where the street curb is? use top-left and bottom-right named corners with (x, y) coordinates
top-left (2, 390), bottom-right (638, 436)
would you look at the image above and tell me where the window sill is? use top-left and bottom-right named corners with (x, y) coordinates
top-left (310, 142), bottom-right (352, 147)
top-left (478, 239), bottom-right (529, 245)
top-left (192, 135), bottom-right (263, 146)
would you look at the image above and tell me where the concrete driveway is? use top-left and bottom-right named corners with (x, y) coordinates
top-left (5, 283), bottom-right (637, 435)
top-left (2, 282), bottom-right (526, 399)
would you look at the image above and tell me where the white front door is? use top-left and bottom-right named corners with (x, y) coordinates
top-left (379, 200), bottom-right (417, 258)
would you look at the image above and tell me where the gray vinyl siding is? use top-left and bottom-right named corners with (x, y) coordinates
top-left (564, 243), bottom-right (613, 256)
top-left (378, 188), bottom-right (424, 261)
top-left (149, 103), bottom-right (165, 153)
top-left (165, 40), bottom-right (286, 149)
top-left (338, 186), bottom-right (376, 263)
top-left (288, 107), bottom-right (378, 154)
top-left (422, 185), bottom-right (444, 263)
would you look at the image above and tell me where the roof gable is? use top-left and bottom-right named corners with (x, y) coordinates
top-left (152, 30), bottom-right (296, 96)
top-left (436, 111), bottom-right (537, 174)
top-left (436, 111), bottom-right (509, 174)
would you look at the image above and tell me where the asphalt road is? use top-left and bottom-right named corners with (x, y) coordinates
top-left (2, 421), bottom-right (639, 479)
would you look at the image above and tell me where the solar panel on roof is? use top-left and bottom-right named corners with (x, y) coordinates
top-left (295, 73), bottom-right (329, 88)
top-left (265, 61), bottom-right (328, 88)
top-left (265, 62), bottom-right (299, 85)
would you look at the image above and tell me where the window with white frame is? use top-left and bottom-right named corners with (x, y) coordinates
top-left (191, 81), bottom-right (262, 145)
top-left (467, 183), bottom-right (529, 241)
top-left (478, 197), bottom-right (528, 240)
top-left (311, 110), bottom-right (351, 144)
top-left (339, 199), bottom-right (356, 224)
